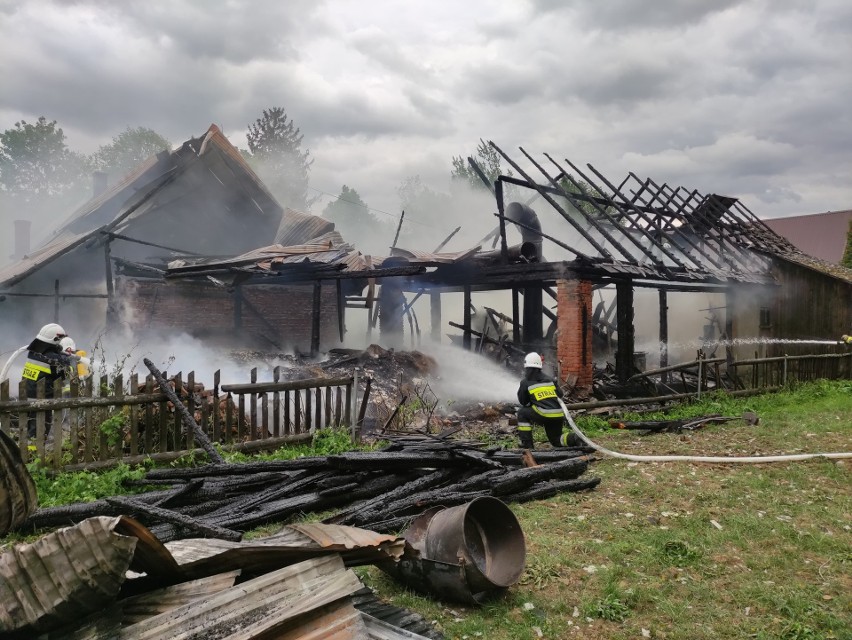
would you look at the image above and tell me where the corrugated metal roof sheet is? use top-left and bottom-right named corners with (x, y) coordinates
top-left (764, 210), bottom-right (852, 263)
top-left (276, 208), bottom-right (336, 246)
top-left (390, 246), bottom-right (481, 264)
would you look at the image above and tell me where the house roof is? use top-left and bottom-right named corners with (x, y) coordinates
top-left (763, 210), bottom-right (852, 263)
top-left (0, 125), bottom-right (282, 288)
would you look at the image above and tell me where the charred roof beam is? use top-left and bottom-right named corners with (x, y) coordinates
top-left (622, 175), bottom-right (729, 271)
top-left (546, 154), bottom-right (691, 270)
top-left (490, 142), bottom-right (613, 260)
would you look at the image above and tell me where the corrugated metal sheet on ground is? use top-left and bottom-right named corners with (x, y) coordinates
top-left (119, 554), bottom-right (362, 640)
top-left (164, 523), bottom-right (404, 578)
top-left (0, 516), bottom-right (137, 633)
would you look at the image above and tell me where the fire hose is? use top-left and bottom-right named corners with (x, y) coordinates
top-left (559, 399), bottom-right (852, 463)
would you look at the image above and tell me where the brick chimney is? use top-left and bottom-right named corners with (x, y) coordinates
top-left (12, 219), bottom-right (31, 260)
top-left (556, 278), bottom-right (593, 392)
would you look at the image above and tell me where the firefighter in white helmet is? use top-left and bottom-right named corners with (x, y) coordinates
top-left (22, 323), bottom-right (75, 439)
top-left (516, 352), bottom-right (581, 449)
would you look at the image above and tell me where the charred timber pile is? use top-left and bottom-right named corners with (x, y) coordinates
top-left (24, 438), bottom-right (599, 541)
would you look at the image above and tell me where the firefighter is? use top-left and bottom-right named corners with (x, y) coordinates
top-left (22, 323), bottom-right (74, 438)
top-left (516, 352), bottom-right (581, 449)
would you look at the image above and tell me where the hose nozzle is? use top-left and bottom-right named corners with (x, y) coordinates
top-left (840, 334), bottom-right (852, 345)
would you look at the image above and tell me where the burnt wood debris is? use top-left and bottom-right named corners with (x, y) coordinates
top-left (22, 435), bottom-right (599, 542)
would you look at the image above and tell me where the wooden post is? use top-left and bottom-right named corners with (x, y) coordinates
top-left (128, 373), bottom-right (138, 457)
top-left (615, 281), bottom-right (635, 384)
top-left (336, 279), bottom-right (345, 343)
top-left (659, 289), bottom-right (669, 384)
top-left (144, 375), bottom-right (154, 454)
top-left (463, 285), bottom-right (472, 350)
top-left (112, 373), bottom-right (124, 461)
top-left (51, 378), bottom-right (63, 468)
top-left (311, 280), bottom-right (322, 357)
top-left (512, 287), bottom-right (521, 344)
top-left (272, 366), bottom-right (281, 438)
top-left (249, 367), bottom-right (257, 440)
top-left (212, 369), bottom-right (221, 443)
top-left (430, 290), bottom-right (442, 343)
top-left (186, 371), bottom-right (195, 451)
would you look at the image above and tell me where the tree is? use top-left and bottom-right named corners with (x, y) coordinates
top-left (322, 185), bottom-right (385, 248)
top-left (842, 218), bottom-right (852, 269)
top-left (450, 140), bottom-right (511, 191)
top-left (396, 175), bottom-right (454, 248)
top-left (92, 127), bottom-right (171, 181)
top-left (245, 107), bottom-right (315, 211)
top-left (0, 117), bottom-right (89, 204)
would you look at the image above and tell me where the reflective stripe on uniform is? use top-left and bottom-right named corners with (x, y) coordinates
top-left (533, 405), bottom-right (564, 418)
top-left (528, 381), bottom-right (558, 402)
top-left (517, 424), bottom-right (532, 431)
top-left (22, 360), bottom-right (51, 381)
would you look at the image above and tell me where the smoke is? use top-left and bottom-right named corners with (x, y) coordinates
top-left (419, 342), bottom-right (519, 405)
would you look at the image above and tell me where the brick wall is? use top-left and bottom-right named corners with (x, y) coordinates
top-left (121, 278), bottom-right (341, 351)
top-left (556, 278), bottom-right (593, 392)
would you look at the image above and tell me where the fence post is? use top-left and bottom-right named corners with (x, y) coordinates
top-left (697, 352), bottom-right (703, 400)
top-left (351, 367), bottom-right (361, 443)
top-left (783, 354), bottom-right (788, 387)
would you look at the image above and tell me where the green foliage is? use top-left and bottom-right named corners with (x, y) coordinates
top-left (450, 140), bottom-right (511, 190)
top-left (0, 117), bottom-right (90, 200)
top-left (92, 126), bottom-right (171, 181)
top-left (658, 539), bottom-right (702, 565)
top-left (223, 426), bottom-right (378, 464)
top-left (322, 184), bottom-right (386, 247)
top-left (842, 217), bottom-right (852, 268)
top-left (557, 175), bottom-right (613, 217)
top-left (98, 413), bottom-right (127, 447)
top-left (26, 462), bottom-right (150, 507)
top-left (245, 106), bottom-right (315, 210)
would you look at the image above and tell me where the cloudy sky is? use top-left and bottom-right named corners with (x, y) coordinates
top-left (2, 0), bottom-right (851, 224)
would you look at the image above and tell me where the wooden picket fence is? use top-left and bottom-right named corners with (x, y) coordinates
top-left (0, 368), bottom-right (358, 471)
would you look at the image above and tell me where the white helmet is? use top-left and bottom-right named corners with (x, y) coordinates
top-left (36, 323), bottom-right (67, 343)
top-left (524, 352), bottom-right (543, 369)
top-left (59, 336), bottom-right (77, 353)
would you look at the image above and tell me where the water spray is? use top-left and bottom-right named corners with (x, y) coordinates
top-left (559, 399), bottom-right (852, 464)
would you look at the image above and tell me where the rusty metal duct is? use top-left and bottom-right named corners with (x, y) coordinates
top-left (381, 497), bottom-right (526, 604)
top-left (506, 202), bottom-right (544, 348)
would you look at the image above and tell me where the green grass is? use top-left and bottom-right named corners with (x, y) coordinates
top-left (359, 380), bottom-right (852, 639)
top-left (4, 383), bottom-right (850, 638)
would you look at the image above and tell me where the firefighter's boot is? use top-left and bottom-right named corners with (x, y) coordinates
top-left (518, 426), bottom-right (534, 449)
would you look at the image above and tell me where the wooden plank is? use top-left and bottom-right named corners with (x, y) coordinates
top-left (199, 395), bottom-right (209, 452)
top-left (186, 372), bottom-right (196, 452)
top-left (173, 372), bottom-right (182, 451)
top-left (68, 378), bottom-right (80, 464)
top-left (283, 390), bottom-right (291, 437)
top-left (261, 394), bottom-right (268, 440)
top-left (51, 378), bottom-right (63, 469)
top-left (35, 378), bottom-right (46, 461)
top-left (220, 376), bottom-right (354, 394)
top-left (324, 386), bottom-right (332, 427)
top-left (315, 387), bottom-right (322, 429)
top-left (238, 393), bottom-right (246, 441)
top-left (272, 366), bottom-right (281, 438)
top-left (129, 373), bottom-right (139, 456)
top-left (334, 387), bottom-right (342, 426)
top-left (113, 373), bottom-right (124, 461)
top-left (295, 390), bottom-right (302, 434)
top-left (84, 377), bottom-right (94, 463)
top-left (159, 371), bottom-right (169, 453)
top-left (344, 383), bottom-right (352, 427)
top-left (463, 285), bottom-right (472, 350)
top-left (144, 375), bottom-right (154, 454)
top-left (212, 370), bottom-right (221, 444)
top-left (18, 380), bottom-right (28, 463)
top-left (250, 368), bottom-right (257, 441)
top-left (225, 391), bottom-right (234, 444)
top-left (305, 389), bottom-right (312, 432)
top-left (98, 374), bottom-right (109, 461)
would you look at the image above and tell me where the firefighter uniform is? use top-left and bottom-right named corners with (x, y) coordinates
top-left (23, 345), bottom-right (73, 438)
top-left (516, 365), bottom-right (580, 449)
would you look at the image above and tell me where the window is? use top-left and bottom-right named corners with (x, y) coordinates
top-left (759, 307), bottom-right (771, 329)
